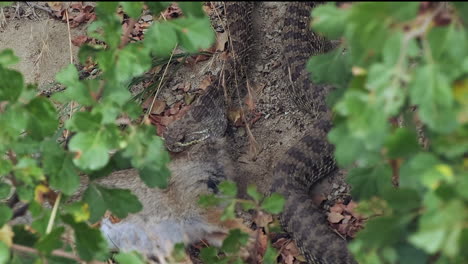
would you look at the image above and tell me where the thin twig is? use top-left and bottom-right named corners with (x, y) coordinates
top-left (64, 9), bottom-right (75, 139)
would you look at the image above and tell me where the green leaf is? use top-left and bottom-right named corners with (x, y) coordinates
top-left (115, 43), bottom-right (152, 84)
top-left (335, 91), bottom-right (390, 149)
top-left (384, 128), bottom-right (420, 158)
top-left (53, 64), bottom-right (93, 106)
top-left (347, 164), bottom-right (393, 200)
top-left (221, 229), bottom-right (249, 254)
top-left (88, 151), bottom-right (132, 180)
top-left (0, 183), bottom-right (11, 200)
top-left (170, 17), bottom-right (215, 53)
top-left (453, 2), bottom-right (468, 24)
top-left (399, 153), bottom-right (447, 192)
top-left (42, 140), bottom-right (80, 195)
top-left (0, 159), bottom-right (12, 177)
top-left (0, 68), bottom-right (23, 102)
top-left (64, 202), bottom-right (90, 223)
top-left (178, 2), bottom-right (205, 18)
top-left (200, 247), bottom-right (221, 263)
top-left (66, 111), bottom-right (102, 132)
top-left (144, 22), bottom-right (178, 57)
top-left (0, 241), bottom-right (9, 264)
top-left (263, 242), bottom-right (278, 264)
top-left (219, 181), bottom-right (237, 197)
top-left (0, 2), bottom-right (12, 7)
top-left (146, 2), bottom-right (171, 15)
top-left (0, 205), bottom-right (12, 227)
top-left (16, 185), bottom-right (34, 202)
top-left (0, 105), bottom-right (28, 148)
top-left (0, 49), bottom-right (19, 66)
top-left (432, 124), bottom-right (468, 159)
top-left (328, 122), bottom-right (374, 167)
top-left (138, 165), bottom-right (170, 189)
top-left (395, 243), bottom-right (429, 264)
top-left (308, 47), bottom-right (351, 89)
top-left (261, 193), bottom-right (285, 214)
top-left (311, 3), bottom-right (348, 39)
top-left (221, 201), bottom-right (236, 221)
top-left (171, 243), bottom-right (187, 262)
top-left (122, 129), bottom-right (171, 188)
top-left (83, 184), bottom-right (107, 223)
top-left (246, 185), bottom-right (262, 202)
top-left (456, 173), bottom-right (468, 200)
top-left (383, 188), bottom-right (421, 213)
top-left (409, 64), bottom-right (457, 133)
top-left (34, 227), bottom-right (64, 255)
top-left (355, 215), bottom-right (408, 248)
top-left (409, 199), bottom-right (466, 257)
top-left (62, 215), bottom-right (108, 261)
top-left (114, 251), bottom-right (145, 264)
top-left (427, 26), bottom-right (468, 70)
top-left (68, 125), bottom-right (120, 170)
top-left (120, 2), bottom-right (143, 18)
top-left (366, 62), bottom-right (406, 116)
top-left (95, 185), bottom-right (143, 219)
top-left (25, 97), bottom-right (58, 140)
top-left (14, 157), bottom-right (44, 185)
top-left (12, 224), bottom-right (38, 247)
top-left (198, 194), bottom-right (221, 208)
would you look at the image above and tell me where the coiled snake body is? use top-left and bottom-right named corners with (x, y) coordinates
top-left (164, 2), bottom-right (356, 263)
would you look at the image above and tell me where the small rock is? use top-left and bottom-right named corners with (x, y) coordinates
top-left (175, 94), bottom-right (184, 101)
top-left (332, 183), bottom-right (339, 189)
top-left (237, 127), bottom-right (246, 137)
top-left (141, 14), bottom-right (153, 22)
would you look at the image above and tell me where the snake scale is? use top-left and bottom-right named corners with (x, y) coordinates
top-left (164, 2), bottom-right (357, 264)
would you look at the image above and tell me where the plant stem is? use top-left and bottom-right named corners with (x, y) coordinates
top-left (45, 192), bottom-right (62, 235)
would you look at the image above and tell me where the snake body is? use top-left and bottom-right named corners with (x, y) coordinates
top-left (164, 2), bottom-right (356, 263)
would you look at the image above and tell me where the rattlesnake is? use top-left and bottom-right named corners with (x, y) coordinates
top-left (163, 2), bottom-right (356, 264)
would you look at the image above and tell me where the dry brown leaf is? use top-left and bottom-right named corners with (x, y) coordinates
top-left (254, 211), bottom-right (273, 228)
top-left (160, 116), bottom-right (176, 126)
top-left (70, 3), bottom-right (82, 9)
top-left (174, 105), bottom-right (191, 120)
top-left (149, 100), bottom-right (166, 115)
top-left (256, 229), bottom-right (269, 259)
top-left (199, 75), bottom-right (214, 91)
top-left (185, 93), bottom-right (196, 105)
top-left (328, 212), bottom-right (345, 224)
top-left (216, 31), bottom-right (229, 52)
top-left (228, 109), bottom-right (242, 125)
top-left (245, 92), bottom-right (256, 111)
top-left (34, 184), bottom-right (57, 205)
top-left (71, 35), bottom-right (89, 47)
top-left (47, 2), bottom-right (63, 12)
top-left (329, 204), bottom-right (343, 214)
top-left (169, 102), bottom-right (182, 115)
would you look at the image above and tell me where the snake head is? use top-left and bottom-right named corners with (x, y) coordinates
top-left (163, 126), bottom-right (211, 153)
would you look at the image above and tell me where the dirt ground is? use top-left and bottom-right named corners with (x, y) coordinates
top-left (0, 1), bottom-right (352, 261)
top-left (0, 1), bottom-right (349, 200)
